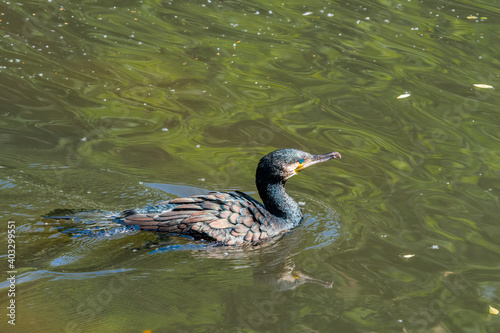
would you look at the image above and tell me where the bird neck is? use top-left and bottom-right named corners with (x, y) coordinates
top-left (256, 178), bottom-right (303, 226)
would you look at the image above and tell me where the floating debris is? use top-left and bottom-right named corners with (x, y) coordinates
top-left (400, 254), bottom-right (415, 259)
top-left (489, 305), bottom-right (499, 315)
top-left (473, 84), bottom-right (494, 89)
top-left (397, 93), bottom-right (411, 99)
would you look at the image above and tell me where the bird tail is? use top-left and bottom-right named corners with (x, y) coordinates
top-left (42, 208), bottom-right (137, 237)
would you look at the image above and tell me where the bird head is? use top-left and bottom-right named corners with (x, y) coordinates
top-left (257, 148), bottom-right (341, 182)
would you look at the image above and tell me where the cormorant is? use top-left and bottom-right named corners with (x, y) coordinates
top-left (123, 148), bottom-right (341, 245)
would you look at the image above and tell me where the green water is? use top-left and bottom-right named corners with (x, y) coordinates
top-left (1, 0), bottom-right (500, 332)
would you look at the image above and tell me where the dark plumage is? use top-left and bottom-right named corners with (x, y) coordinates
top-left (122, 149), bottom-right (341, 245)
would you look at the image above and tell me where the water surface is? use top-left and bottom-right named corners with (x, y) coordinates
top-left (1, 0), bottom-right (500, 332)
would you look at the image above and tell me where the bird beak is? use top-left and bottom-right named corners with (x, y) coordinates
top-left (295, 152), bottom-right (341, 172)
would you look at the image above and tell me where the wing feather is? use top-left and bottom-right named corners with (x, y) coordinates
top-left (123, 191), bottom-right (279, 245)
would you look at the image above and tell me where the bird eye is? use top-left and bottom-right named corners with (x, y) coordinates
top-left (299, 159), bottom-right (304, 164)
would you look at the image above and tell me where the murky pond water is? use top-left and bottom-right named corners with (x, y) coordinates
top-left (1, 0), bottom-right (500, 332)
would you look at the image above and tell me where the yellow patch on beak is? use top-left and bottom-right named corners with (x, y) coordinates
top-left (294, 161), bottom-right (307, 172)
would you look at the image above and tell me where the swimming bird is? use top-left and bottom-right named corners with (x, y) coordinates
top-left (123, 148), bottom-right (341, 245)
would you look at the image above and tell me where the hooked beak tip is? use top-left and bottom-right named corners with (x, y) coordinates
top-left (331, 152), bottom-right (341, 159)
